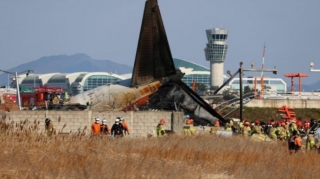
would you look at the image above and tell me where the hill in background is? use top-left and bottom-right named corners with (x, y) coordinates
top-left (0, 54), bottom-right (133, 86)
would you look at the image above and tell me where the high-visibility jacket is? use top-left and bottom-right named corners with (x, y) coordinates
top-left (225, 123), bottom-right (232, 131)
top-left (289, 122), bottom-right (299, 135)
top-left (276, 126), bottom-right (287, 140)
top-left (182, 124), bottom-right (195, 136)
top-left (306, 134), bottom-right (315, 150)
top-left (45, 122), bottom-right (56, 136)
top-left (238, 122), bottom-right (244, 132)
top-left (269, 127), bottom-right (278, 141)
top-left (156, 124), bottom-right (166, 137)
top-left (242, 126), bottom-right (251, 137)
top-left (91, 123), bottom-right (101, 135)
top-left (210, 126), bottom-right (221, 135)
top-left (252, 125), bottom-right (262, 134)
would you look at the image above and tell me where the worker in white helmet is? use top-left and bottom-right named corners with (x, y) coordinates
top-left (100, 118), bottom-right (110, 137)
top-left (111, 118), bottom-right (124, 138)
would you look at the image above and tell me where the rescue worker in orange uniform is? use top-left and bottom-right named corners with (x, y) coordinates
top-left (210, 120), bottom-right (221, 135)
top-left (100, 119), bottom-right (110, 137)
top-left (288, 130), bottom-right (302, 154)
top-left (45, 118), bottom-right (56, 136)
top-left (91, 117), bottom-right (101, 136)
top-left (119, 117), bottom-right (130, 136)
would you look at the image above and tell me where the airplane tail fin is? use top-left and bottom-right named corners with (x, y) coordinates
top-left (130, 0), bottom-right (176, 87)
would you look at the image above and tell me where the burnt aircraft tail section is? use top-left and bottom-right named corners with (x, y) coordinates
top-left (130, 0), bottom-right (176, 87)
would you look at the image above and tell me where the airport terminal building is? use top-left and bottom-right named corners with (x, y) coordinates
top-left (11, 58), bottom-right (286, 96)
top-left (12, 58), bottom-right (212, 96)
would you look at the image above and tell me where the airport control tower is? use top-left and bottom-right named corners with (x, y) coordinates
top-left (204, 28), bottom-right (228, 88)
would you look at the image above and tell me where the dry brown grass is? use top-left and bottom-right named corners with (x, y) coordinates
top-left (0, 120), bottom-right (318, 179)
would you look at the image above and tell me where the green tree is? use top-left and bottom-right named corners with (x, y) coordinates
top-left (244, 85), bottom-right (254, 94)
top-left (222, 88), bottom-right (237, 100)
top-left (196, 83), bottom-right (207, 94)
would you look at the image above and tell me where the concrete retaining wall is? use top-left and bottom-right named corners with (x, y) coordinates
top-left (245, 99), bottom-right (320, 108)
top-left (0, 110), bottom-right (186, 137)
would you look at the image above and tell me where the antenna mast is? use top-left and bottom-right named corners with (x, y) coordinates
top-left (261, 44), bottom-right (266, 77)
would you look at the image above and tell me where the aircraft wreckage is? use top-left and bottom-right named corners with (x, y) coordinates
top-left (69, 0), bottom-right (226, 126)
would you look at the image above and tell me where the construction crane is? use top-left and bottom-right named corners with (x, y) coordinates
top-left (284, 73), bottom-right (308, 92)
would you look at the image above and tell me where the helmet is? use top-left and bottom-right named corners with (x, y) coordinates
top-left (120, 117), bottom-right (125, 121)
top-left (214, 120), bottom-right (220, 124)
top-left (244, 122), bottom-right (250, 126)
top-left (255, 119), bottom-right (260, 125)
top-left (115, 118), bottom-right (120, 123)
top-left (296, 120), bottom-right (302, 127)
top-left (45, 118), bottom-right (50, 123)
top-left (281, 122), bottom-right (286, 128)
top-left (185, 114), bottom-right (190, 118)
top-left (95, 117), bottom-right (100, 121)
top-left (160, 119), bottom-right (165, 124)
top-left (102, 119), bottom-right (107, 124)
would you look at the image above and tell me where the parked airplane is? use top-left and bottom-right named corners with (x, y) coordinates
top-left (69, 0), bottom-right (226, 125)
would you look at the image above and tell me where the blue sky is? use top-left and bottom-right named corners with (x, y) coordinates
top-left (1, 0), bottom-right (320, 85)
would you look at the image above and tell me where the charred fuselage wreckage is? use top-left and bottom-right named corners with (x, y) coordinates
top-left (69, 0), bottom-right (226, 125)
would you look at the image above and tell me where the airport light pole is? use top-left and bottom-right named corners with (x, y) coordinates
top-left (310, 62), bottom-right (320, 72)
top-left (0, 69), bottom-right (35, 110)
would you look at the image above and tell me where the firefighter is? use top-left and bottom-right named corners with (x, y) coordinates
top-left (182, 118), bottom-right (195, 136)
top-left (251, 119), bottom-right (262, 134)
top-left (225, 119), bottom-right (232, 131)
top-left (156, 119), bottom-right (166, 137)
top-left (242, 122), bottom-right (251, 138)
top-left (277, 122), bottom-right (289, 140)
top-left (289, 118), bottom-right (299, 136)
top-left (239, 118), bottom-right (245, 133)
top-left (268, 122), bottom-right (279, 141)
top-left (210, 120), bottom-right (221, 135)
top-left (306, 130), bottom-right (315, 151)
top-left (45, 118), bottom-right (56, 136)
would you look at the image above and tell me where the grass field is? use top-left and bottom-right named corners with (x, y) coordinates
top-left (1, 120), bottom-right (319, 179)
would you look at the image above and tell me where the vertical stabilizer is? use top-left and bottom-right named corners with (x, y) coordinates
top-left (130, 0), bottom-right (176, 87)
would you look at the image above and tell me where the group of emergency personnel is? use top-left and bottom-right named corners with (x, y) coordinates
top-left (44, 114), bottom-right (320, 154)
top-left (90, 116), bottom-right (130, 138)
top-left (209, 117), bottom-right (320, 153)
